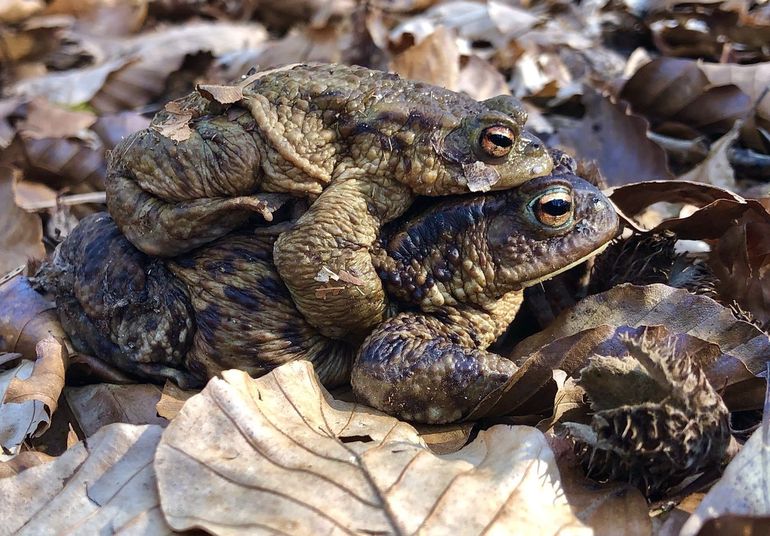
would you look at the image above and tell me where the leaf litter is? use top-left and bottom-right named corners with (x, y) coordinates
top-left (2, 0), bottom-right (770, 533)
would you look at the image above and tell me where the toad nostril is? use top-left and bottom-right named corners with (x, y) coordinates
top-left (524, 141), bottom-right (543, 156)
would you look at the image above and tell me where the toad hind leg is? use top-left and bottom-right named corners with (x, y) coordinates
top-left (351, 313), bottom-right (517, 424)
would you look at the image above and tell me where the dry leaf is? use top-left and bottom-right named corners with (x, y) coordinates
top-left (548, 434), bottom-right (652, 536)
top-left (620, 57), bottom-right (751, 135)
top-left (43, 0), bottom-right (148, 36)
top-left (0, 0), bottom-right (44, 23)
top-left (155, 380), bottom-right (197, 421)
top-left (17, 98), bottom-right (97, 140)
top-left (150, 101), bottom-right (193, 142)
top-left (390, 26), bottom-right (460, 89)
top-left (0, 450), bottom-right (54, 479)
top-left (65, 383), bottom-right (167, 437)
top-left (457, 55), bottom-right (510, 101)
top-left (0, 167), bottom-right (45, 275)
top-left (557, 87), bottom-right (673, 186)
top-left (0, 275), bottom-right (66, 359)
top-left (0, 423), bottom-right (172, 534)
top-left (680, 423), bottom-right (770, 536)
top-left (679, 121), bottom-right (741, 190)
top-left (9, 57), bottom-right (134, 107)
top-left (512, 283), bottom-right (770, 377)
top-left (0, 336), bottom-right (68, 460)
top-left (390, 1), bottom-right (539, 52)
top-left (196, 83), bottom-right (244, 105)
top-left (155, 362), bottom-right (590, 535)
top-left (699, 61), bottom-right (770, 121)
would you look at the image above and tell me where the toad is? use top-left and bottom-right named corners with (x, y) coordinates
top-left (39, 172), bottom-right (618, 422)
top-left (106, 63), bottom-right (553, 341)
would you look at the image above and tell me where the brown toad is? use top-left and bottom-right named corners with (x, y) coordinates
top-left (106, 63), bottom-right (553, 341)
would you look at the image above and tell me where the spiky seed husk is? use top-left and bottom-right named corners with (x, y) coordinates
top-left (560, 329), bottom-right (731, 498)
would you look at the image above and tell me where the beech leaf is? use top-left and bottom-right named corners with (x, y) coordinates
top-left (155, 361), bottom-right (589, 535)
top-left (0, 423), bottom-right (171, 534)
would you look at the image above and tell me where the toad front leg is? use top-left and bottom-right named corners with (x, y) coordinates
top-left (273, 174), bottom-right (414, 341)
top-left (351, 309), bottom-right (519, 424)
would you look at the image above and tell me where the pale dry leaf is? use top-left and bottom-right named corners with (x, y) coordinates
top-left (65, 383), bottom-right (167, 437)
top-left (390, 26), bottom-right (460, 89)
top-left (390, 1), bottom-right (539, 53)
top-left (0, 0), bottom-right (44, 23)
top-left (699, 62), bottom-right (770, 121)
top-left (90, 22), bottom-right (269, 112)
top-left (196, 83), bottom-right (244, 105)
top-left (0, 450), bottom-right (54, 479)
top-left (0, 423), bottom-right (172, 535)
top-left (457, 55), bottom-right (510, 101)
top-left (679, 424), bottom-right (770, 536)
top-left (0, 167), bottom-right (45, 275)
top-left (155, 381), bottom-right (197, 421)
top-left (679, 121), bottom-right (741, 190)
top-left (150, 101), bottom-right (193, 143)
top-left (16, 97), bottom-right (96, 140)
top-left (9, 57), bottom-right (134, 106)
top-left (0, 336), bottom-right (67, 461)
top-left (155, 362), bottom-right (590, 535)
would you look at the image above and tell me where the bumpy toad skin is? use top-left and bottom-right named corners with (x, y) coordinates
top-left (40, 173), bottom-right (617, 423)
top-left (107, 63), bottom-right (553, 340)
top-left (353, 174), bottom-right (619, 423)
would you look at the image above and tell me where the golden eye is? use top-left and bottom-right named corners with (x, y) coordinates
top-left (479, 126), bottom-right (515, 158)
top-left (535, 191), bottom-right (573, 227)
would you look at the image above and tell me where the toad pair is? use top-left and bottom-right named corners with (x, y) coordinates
top-left (40, 63), bottom-right (619, 423)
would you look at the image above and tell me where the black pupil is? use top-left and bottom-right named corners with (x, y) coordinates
top-left (542, 198), bottom-right (571, 217)
top-left (488, 133), bottom-right (513, 148)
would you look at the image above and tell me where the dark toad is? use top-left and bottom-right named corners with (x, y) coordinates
top-left (106, 63), bottom-right (553, 341)
top-left (39, 172), bottom-right (618, 422)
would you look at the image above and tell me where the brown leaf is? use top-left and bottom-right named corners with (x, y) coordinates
top-left (155, 362), bottom-right (589, 534)
top-left (0, 336), bottom-right (68, 460)
top-left (699, 61), bottom-right (770, 121)
top-left (457, 55), bottom-right (511, 101)
top-left (0, 423), bottom-right (171, 534)
top-left (0, 0), bottom-right (44, 23)
top-left (0, 451), bottom-right (54, 479)
top-left (620, 57), bottom-right (751, 135)
top-left (16, 98), bottom-right (96, 140)
top-left (481, 284), bottom-right (770, 418)
top-left (390, 26), bottom-right (460, 89)
top-left (0, 275), bottom-right (66, 359)
top-left (65, 383), bottom-right (168, 437)
top-left (709, 202), bottom-right (770, 327)
top-left (680, 424), bottom-right (770, 536)
top-left (155, 381), bottom-right (198, 421)
top-left (43, 0), bottom-right (148, 36)
top-left (0, 168), bottom-right (45, 275)
top-left (196, 83), bottom-right (244, 105)
top-left (557, 87), bottom-right (673, 186)
top-left (150, 101), bottom-right (193, 142)
top-left (512, 284), bottom-right (770, 376)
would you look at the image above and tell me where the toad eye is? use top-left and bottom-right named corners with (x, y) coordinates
top-left (534, 190), bottom-right (573, 227)
top-left (479, 126), bottom-right (516, 158)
